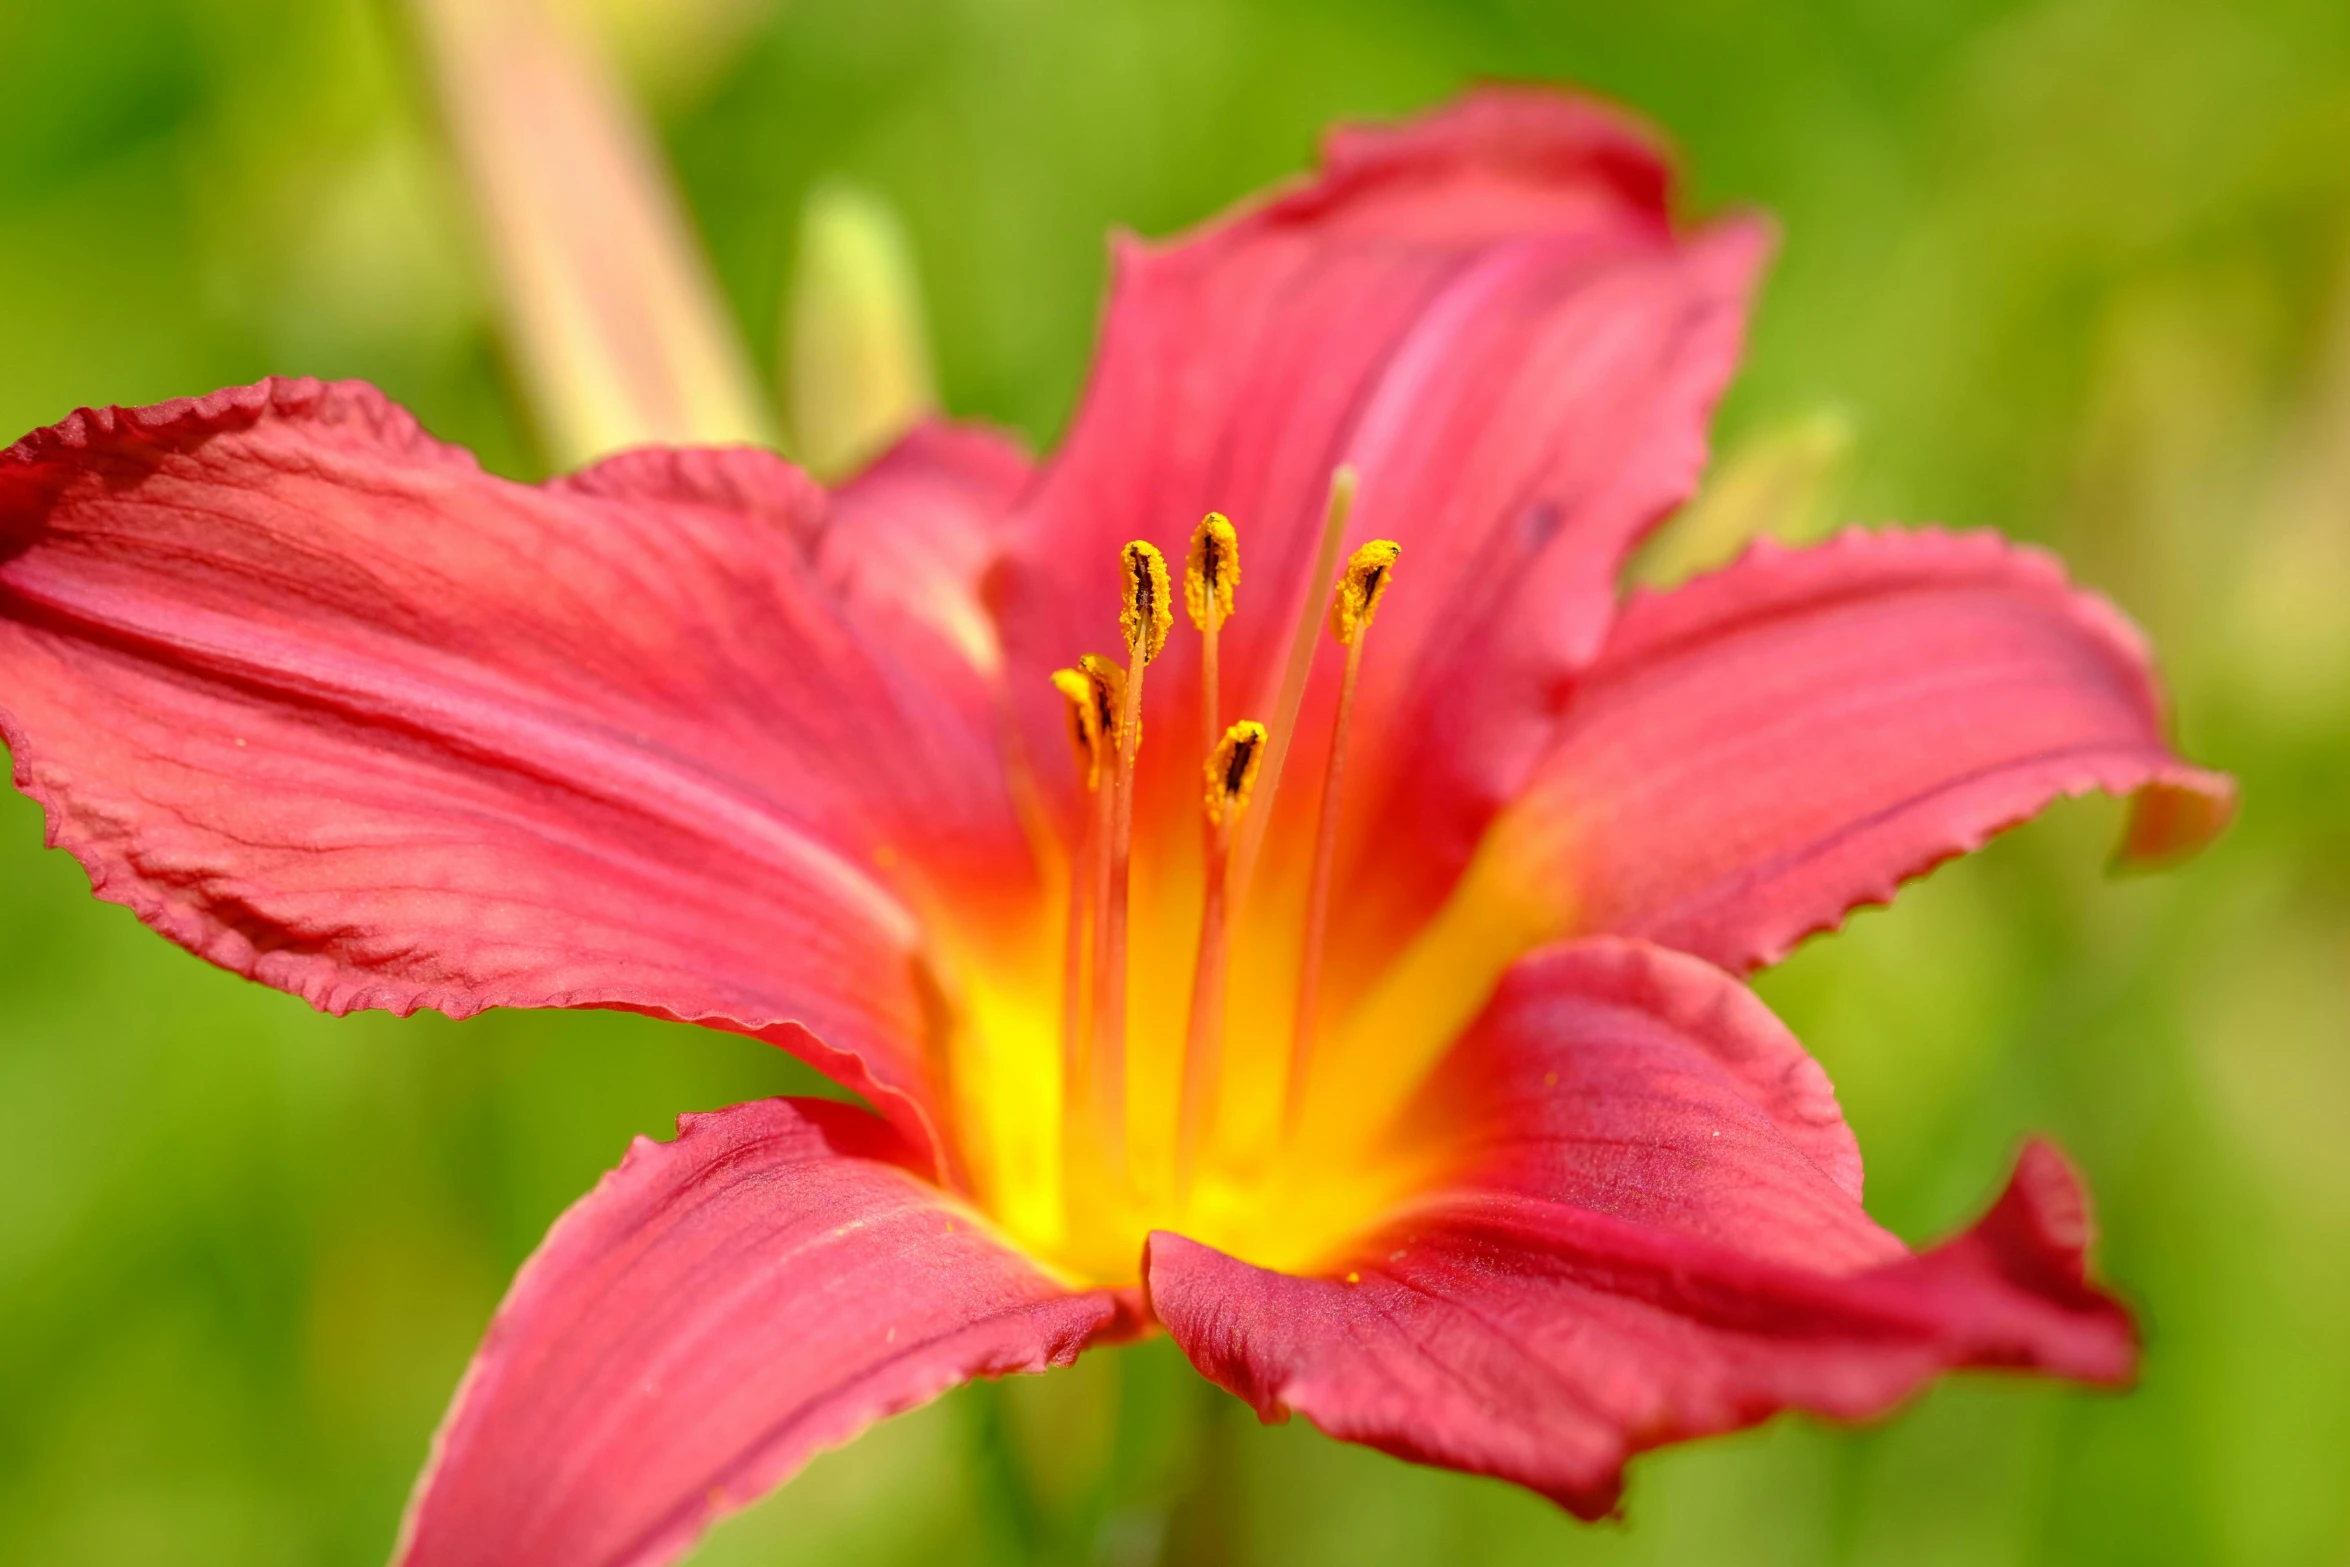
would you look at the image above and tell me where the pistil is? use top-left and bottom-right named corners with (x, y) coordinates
top-left (1177, 717), bottom-right (1265, 1202)
top-left (1284, 539), bottom-right (1401, 1139)
top-left (1093, 541), bottom-right (1171, 1177)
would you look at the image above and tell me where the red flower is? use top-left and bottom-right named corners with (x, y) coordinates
top-left (0, 90), bottom-right (2229, 1564)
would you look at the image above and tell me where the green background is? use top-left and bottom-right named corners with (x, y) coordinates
top-left (4, 0), bottom-right (2348, 1561)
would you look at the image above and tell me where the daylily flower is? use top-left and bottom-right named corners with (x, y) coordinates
top-left (0, 89), bottom-right (2232, 1565)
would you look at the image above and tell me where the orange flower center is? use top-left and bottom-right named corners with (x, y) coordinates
top-left (922, 478), bottom-right (1568, 1285)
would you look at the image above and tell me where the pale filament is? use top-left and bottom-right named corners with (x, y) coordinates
top-left (1048, 664), bottom-right (1111, 1218)
top-left (1285, 539), bottom-right (1400, 1140)
top-left (1175, 515), bottom-right (1242, 1197)
top-left (1090, 541), bottom-right (1169, 1180)
top-left (1177, 718), bottom-right (1265, 1199)
top-left (1228, 467), bottom-right (1356, 926)
top-left (1048, 482), bottom-right (1389, 1210)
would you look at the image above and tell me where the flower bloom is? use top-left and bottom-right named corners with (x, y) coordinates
top-left (0, 90), bottom-right (2231, 1565)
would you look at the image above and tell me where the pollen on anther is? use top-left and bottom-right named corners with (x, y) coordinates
top-left (1120, 540), bottom-right (1173, 663)
top-left (1203, 719), bottom-right (1267, 828)
top-left (1078, 654), bottom-right (1129, 756)
top-left (1185, 512), bottom-right (1239, 629)
top-left (1050, 667), bottom-right (1105, 791)
top-left (1330, 539), bottom-right (1402, 645)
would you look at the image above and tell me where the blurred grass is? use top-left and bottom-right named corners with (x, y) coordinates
top-left (3, 0), bottom-right (2348, 1562)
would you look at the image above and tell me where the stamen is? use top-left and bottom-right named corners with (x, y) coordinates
top-left (1204, 720), bottom-right (1266, 827)
top-left (1051, 667), bottom-right (1105, 793)
top-left (1049, 669), bottom-right (1104, 1204)
top-left (1329, 539), bottom-right (1400, 645)
top-left (1120, 539), bottom-right (1174, 664)
top-left (1230, 466), bottom-right (1358, 920)
top-left (1176, 718), bottom-right (1265, 1200)
top-left (1068, 656), bottom-right (1124, 1192)
top-left (1093, 541), bottom-right (1170, 1177)
top-left (1284, 538), bottom-right (1402, 1140)
top-left (1186, 511), bottom-right (1240, 758)
top-left (1077, 654), bottom-right (1127, 763)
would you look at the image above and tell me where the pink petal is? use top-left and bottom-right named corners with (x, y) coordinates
top-left (1410, 936), bottom-right (1885, 1265)
top-left (1147, 940), bottom-right (2135, 1517)
top-left (396, 1096), bottom-right (1134, 1567)
top-left (0, 379), bottom-right (1036, 1163)
top-left (1517, 527), bottom-right (2235, 973)
top-left (988, 88), bottom-right (1767, 961)
top-left (820, 417), bottom-right (1034, 678)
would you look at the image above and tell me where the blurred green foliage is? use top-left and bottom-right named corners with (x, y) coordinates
top-left (4, 0), bottom-right (2348, 1562)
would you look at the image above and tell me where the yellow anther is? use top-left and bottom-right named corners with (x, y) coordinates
top-left (1077, 654), bottom-right (1128, 756)
top-left (1119, 540), bottom-right (1173, 664)
top-left (1185, 512), bottom-right (1239, 631)
top-left (1050, 668), bottom-right (1104, 792)
top-left (1329, 539), bottom-right (1401, 645)
top-left (1202, 719), bottom-right (1267, 830)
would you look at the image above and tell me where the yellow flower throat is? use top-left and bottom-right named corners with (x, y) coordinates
top-left (922, 473), bottom-right (1561, 1285)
